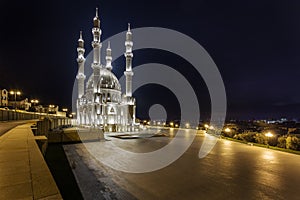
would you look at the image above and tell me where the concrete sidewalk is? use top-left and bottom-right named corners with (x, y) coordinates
top-left (0, 123), bottom-right (62, 199)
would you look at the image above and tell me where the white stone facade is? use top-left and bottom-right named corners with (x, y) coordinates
top-left (76, 9), bottom-right (137, 132)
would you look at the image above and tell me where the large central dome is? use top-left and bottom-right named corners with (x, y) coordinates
top-left (98, 68), bottom-right (121, 91)
top-left (86, 68), bottom-right (121, 91)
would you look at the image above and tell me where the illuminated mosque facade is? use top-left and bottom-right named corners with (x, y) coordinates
top-left (75, 8), bottom-right (137, 132)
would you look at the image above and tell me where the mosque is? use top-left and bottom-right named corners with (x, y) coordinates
top-left (75, 8), bottom-right (138, 132)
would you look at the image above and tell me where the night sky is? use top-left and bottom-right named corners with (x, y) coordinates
top-left (1, 0), bottom-right (300, 120)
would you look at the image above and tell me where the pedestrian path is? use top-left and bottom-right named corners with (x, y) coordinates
top-left (0, 123), bottom-right (62, 199)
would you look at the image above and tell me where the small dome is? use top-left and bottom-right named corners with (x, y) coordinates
top-left (98, 69), bottom-right (121, 91)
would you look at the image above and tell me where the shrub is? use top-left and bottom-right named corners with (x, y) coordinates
top-left (277, 136), bottom-right (286, 148)
top-left (286, 136), bottom-right (300, 150)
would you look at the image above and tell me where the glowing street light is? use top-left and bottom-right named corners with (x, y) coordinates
top-left (265, 132), bottom-right (273, 138)
top-left (224, 128), bottom-right (231, 133)
top-left (204, 124), bottom-right (209, 129)
top-left (175, 124), bottom-right (179, 128)
top-left (31, 99), bottom-right (39, 104)
top-left (9, 90), bottom-right (21, 110)
top-left (185, 123), bottom-right (190, 128)
top-left (62, 108), bottom-right (68, 112)
top-left (265, 132), bottom-right (274, 147)
top-left (170, 122), bottom-right (174, 127)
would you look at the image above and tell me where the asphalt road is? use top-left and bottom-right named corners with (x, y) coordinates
top-left (0, 120), bottom-right (36, 136)
top-left (65, 129), bottom-right (300, 200)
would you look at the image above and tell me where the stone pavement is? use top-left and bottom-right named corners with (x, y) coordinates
top-left (64, 143), bottom-right (137, 200)
top-left (0, 123), bottom-right (62, 199)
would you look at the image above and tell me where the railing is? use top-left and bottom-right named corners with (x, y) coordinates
top-left (0, 108), bottom-right (40, 121)
top-left (0, 108), bottom-right (76, 122)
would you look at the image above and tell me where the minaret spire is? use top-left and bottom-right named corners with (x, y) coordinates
top-left (78, 31), bottom-right (84, 48)
top-left (124, 23), bottom-right (136, 130)
top-left (92, 7), bottom-right (102, 93)
top-left (93, 7), bottom-right (100, 28)
top-left (124, 23), bottom-right (133, 97)
top-left (106, 41), bottom-right (112, 71)
top-left (76, 31), bottom-right (86, 99)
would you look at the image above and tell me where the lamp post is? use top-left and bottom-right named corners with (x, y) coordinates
top-left (10, 90), bottom-right (21, 110)
top-left (30, 99), bottom-right (39, 111)
top-left (9, 90), bottom-right (21, 120)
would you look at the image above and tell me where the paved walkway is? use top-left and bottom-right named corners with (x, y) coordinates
top-left (0, 123), bottom-right (62, 199)
top-left (0, 120), bottom-right (35, 137)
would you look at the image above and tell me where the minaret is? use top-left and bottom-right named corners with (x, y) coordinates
top-left (76, 31), bottom-right (86, 98)
top-left (92, 7), bottom-right (102, 93)
top-left (105, 41), bottom-right (112, 71)
top-left (124, 23), bottom-right (133, 97)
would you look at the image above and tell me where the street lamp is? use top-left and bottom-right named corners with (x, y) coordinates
top-left (30, 99), bottom-right (39, 108)
top-left (265, 132), bottom-right (274, 147)
top-left (62, 108), bottom-right (68, 112)
top-left (265, 132), bottom-right (273, 137)
top-left (30, 99), bottom-right (39, 113)
top-left (9, 90), bottom-right (21, 109)
top-left (224, 128), bottom-right (231, 133)
top-left (185, 123), bottom-right (190, 129)
top-left (31, 99), bottom-right (39, 104)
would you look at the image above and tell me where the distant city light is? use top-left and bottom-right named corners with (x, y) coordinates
top-left (62, 108), bottom-right (68, 112)
top-left (204, 124), bottom-right (209, 128)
